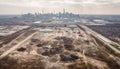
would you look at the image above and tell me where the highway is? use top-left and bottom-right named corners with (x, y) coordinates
top-left (77, 25), bottom-right (120, 66)
top-left (0, 31), bottom-right (37, 60)
top-left (78, 25), bottom-right (120, 54)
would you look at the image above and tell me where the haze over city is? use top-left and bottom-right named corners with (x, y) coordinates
top-left (0, 0), bottom-right (120, 14)
top-left (1, 0), bottom-right (120, 69)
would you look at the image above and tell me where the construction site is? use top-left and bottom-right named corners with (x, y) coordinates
top-left (0, 25), bottom-right (120, 69)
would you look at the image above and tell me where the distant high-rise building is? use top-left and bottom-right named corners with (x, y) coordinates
top-left (42, 10), bottom-right (44, 14)
top-left (54, 10), bottom-right (55, 14)
top-left (63, 9), bottom-right (66, 14)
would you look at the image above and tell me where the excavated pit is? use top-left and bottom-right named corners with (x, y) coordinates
top-left (60, 53), bottom-right (79, 62)
top-left (17, 47), bottom-right (26, 52)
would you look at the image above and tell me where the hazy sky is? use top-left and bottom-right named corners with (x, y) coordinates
top-left (0, 0), bottom-right (120, 14)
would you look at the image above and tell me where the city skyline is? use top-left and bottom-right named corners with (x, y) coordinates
top-left (0, 0), bottom-right (120, 15)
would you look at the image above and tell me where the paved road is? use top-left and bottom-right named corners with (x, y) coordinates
top-left (0, 32), bottom-right (37, 60)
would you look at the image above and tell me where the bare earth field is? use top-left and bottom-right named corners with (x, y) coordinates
top-left (0, 26), bottom-right (119, 69)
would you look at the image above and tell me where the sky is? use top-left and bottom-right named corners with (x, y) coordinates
top-left (0, 0), bottom-right (120, 14)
